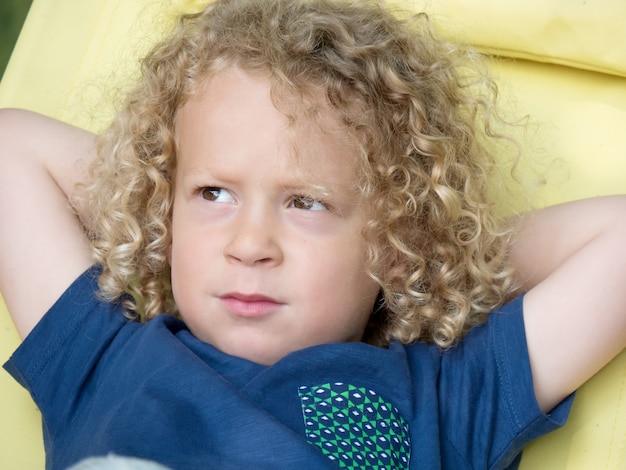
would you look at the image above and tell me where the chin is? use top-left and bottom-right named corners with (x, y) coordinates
top-left (218, 339), bottom-right (294, 366)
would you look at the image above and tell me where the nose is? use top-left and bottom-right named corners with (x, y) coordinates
top-left (223, 203), bottom-right (284, 267)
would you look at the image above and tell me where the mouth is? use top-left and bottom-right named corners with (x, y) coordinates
top-left (219, 292), bottom-right (285, 318)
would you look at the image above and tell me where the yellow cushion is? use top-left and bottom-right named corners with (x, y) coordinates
top-left (0, 297), bottom-right (44, 468)
top-left (1, 0), bottom-right (625, 468)
top-left (406, 0), bottom-right (626, 77)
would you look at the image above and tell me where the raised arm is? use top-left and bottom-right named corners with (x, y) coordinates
top-left (510, 196), bottom-right (626, 412)
top-left (0, 109), bottom-right (95, 339)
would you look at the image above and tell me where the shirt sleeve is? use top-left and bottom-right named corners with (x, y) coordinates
top-left (2, 265), bottom-right (134, 438)
top-left (437, 295), bottom-right (574, 470)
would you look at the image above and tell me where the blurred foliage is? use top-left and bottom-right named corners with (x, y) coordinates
top-left (0, 0), bottom-right (34, 80)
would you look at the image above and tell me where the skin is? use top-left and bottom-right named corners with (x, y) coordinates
top-left (511, 199), bottom-right (626, 411)
top-left (170, 67), bottom-right (380, 365)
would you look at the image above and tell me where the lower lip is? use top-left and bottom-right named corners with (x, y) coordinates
top-left (220, 297), bottom-right (283, 318)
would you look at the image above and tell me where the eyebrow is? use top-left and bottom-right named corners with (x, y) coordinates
top-left (179, 165), bottom-right (219, 177)
top-left (279, 182), bottom-right (336, 200)
top-left (179, 166), bottom-right (336, 195)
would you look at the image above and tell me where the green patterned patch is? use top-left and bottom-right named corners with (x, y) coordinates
top-left (298, 382), bottom-right (410, 469)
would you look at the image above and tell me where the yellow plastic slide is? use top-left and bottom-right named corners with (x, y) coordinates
top-left (1, 0), bottom-right (625, 468)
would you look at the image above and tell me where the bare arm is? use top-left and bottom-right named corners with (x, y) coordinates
top-left (0, 109), bottom-right (96, 339)
top-left (510, 196), bottom-right (626, 412)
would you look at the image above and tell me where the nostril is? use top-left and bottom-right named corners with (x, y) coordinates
top-left (224, 237), bottom-right (283, 267)
top-left (222, 209), bottom-right (284, 266)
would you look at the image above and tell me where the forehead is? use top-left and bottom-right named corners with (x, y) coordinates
top-left (175, 67), bottom-right (362, 181)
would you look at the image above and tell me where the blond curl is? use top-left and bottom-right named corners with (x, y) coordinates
top-left (78, 0), bottom-right (521, 348)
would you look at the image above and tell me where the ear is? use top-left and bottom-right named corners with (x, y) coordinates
top-left (388, 262), bottom-right (406, 278)
top-left (383, 255), bottom-right (407, 283)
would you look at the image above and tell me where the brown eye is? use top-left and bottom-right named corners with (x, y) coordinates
top-left (291, 196), bottom-right (327, 211)
top-left (200, 187), bottom-right (234, 203)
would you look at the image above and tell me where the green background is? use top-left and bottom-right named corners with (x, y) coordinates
top-left (0, 0), bottom-right (34, 80)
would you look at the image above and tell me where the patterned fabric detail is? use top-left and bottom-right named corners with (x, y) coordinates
top-left (298, 382), bottom-right (410, 469)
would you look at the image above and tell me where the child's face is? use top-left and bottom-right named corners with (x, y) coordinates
top-left (169, 67), bottom-right (380, 365)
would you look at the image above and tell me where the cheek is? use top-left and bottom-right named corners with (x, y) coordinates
top-left (169, 235), bottom-right (209, 282)
top-left (315, 243), bottom-right (378, 320)
top-left (168, 234), bottom-right (205, 304)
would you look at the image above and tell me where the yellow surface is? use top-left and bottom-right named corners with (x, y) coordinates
top-left (409, 0), bottom-right (626, 77)
top-left (1, 0), bottom-right (625, 468)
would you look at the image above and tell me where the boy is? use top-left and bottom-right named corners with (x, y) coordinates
top-left (1, 1), bottom-right (625, 468)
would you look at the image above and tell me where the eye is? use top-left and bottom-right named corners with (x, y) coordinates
top-left (290, 195), bottom-right (328, 211)
top-left (200, 187), bottom-right (235, 203)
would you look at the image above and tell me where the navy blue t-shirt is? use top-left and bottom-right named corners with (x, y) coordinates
top-left (4, 266), bottom-right (573, 469)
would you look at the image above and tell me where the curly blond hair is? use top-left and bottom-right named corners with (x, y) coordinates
top-left (80, 0), bottom-right (520, 348)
